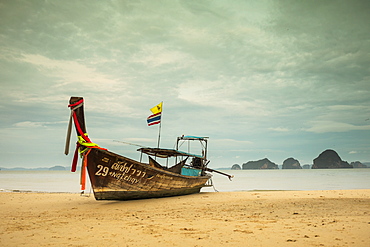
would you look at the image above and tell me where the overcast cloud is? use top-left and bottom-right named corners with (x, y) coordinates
top-left (0, 0), bottom-right (369, 168)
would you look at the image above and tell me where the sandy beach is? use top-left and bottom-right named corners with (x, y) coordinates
top-left (0, 190), bottom-right (369, 247)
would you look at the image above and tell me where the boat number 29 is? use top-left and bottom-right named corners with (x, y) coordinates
top-left (95, 165), bottom-right (109, 176)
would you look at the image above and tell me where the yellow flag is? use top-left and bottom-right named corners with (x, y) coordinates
top-left (150, 102), bottom-right (163, 114)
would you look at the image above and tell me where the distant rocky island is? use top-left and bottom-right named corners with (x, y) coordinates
top-left (350, 161), bottom-right (368, 168)
top-left (231, 149), bottom-right (369, 170)
top-left (231, 164), bottom-right (241, 170)
top-left (0, 166), bottom-right (70, 171)
top-left (48, 165), bottom-right (67, 171)
top-left (242, 158), bottom-right (278, 170)
top-left (312, 149), bottom-right (352, 169)
top-left (282, 158), bottom-right (302, 169)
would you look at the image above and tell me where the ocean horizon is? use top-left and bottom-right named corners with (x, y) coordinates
top-left (1, 168), bottom-right (369, 194)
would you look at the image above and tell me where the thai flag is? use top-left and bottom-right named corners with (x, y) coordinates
top-left (147, 112), bottom-right (161, 126)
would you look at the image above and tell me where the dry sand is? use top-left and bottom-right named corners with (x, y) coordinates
top-left (0, 190), bottom-right (369, 247)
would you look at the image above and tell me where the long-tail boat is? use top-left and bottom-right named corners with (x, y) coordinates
top-left (65, 97), bottom-right (232, 200)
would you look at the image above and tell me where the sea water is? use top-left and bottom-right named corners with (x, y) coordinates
top-left (0, 169), bottom-right (369, 194)
top-left (202, 168), bottom-right (370, 192)
top-left (0, 170), bottom-right (92, 193)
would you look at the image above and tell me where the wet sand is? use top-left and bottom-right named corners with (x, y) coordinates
top-left (0, 190), bottom-right (369, 247)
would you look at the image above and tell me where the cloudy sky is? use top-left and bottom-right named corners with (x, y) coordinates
top-left (1, 0), bottom-right (369, 169)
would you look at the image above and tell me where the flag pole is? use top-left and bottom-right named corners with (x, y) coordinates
top-left (157, 101), bottom-right (163, 148)
top-left (157, 120), bottom-right (161, 148)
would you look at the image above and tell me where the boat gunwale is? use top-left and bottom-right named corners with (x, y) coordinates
top-left (91, 148), bottom-right (211, 180)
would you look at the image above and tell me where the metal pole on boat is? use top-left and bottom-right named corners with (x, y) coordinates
top-left (157, 122), bottom-right (161, 148)
top-left (157, 101), bottom-right (163, 148)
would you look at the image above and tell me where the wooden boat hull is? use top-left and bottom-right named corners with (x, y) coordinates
top-left (86, 148), bottom-right (211, 200)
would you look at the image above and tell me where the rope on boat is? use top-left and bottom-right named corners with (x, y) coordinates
top-left (80, 149), bottom-right (91, 191)
top-left (210, 178), bottom-right (219, 192)
top-left (80, 186), bottom-right (92, 197)
top-left (65, 98), bottom-right (107, 174)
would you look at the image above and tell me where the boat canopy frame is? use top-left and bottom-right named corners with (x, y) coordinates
top-left (137, 147), bottom-right (204, 159)
top-left (176, 135), bottom-right (208, 161)
top-left (137, 135), bottom-right (209, 168)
